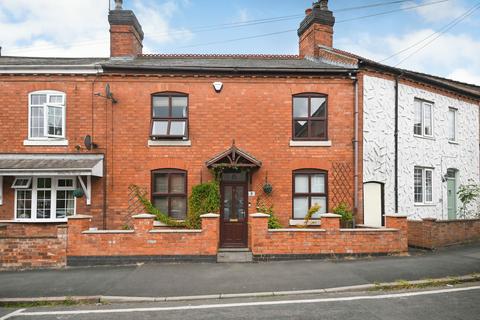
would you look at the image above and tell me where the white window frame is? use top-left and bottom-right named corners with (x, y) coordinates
top-left (14, 176), bottom-right (76, 222)
top-left (414, 99), bottom-right (434, 138)
top-left (414, 167), bottom-right (434, 205)
top-left (448, 107), bottom-right (457, 142)
top-left (27, 90), bottom-right (66, 140)
top-left (11, 177), bottom-right (32, 189)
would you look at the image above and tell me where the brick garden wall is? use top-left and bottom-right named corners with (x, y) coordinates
top-left (66, 214), bottom-right (220, 266)
top-left (0, 223), bottom-right (67, 270)
top-left (408, 218), bottom-right (480, 249)
top-left (249, 213), bottom-right (408, 259)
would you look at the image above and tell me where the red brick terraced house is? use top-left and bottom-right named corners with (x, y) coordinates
top-left (0, 0), bottom-right (479, 268)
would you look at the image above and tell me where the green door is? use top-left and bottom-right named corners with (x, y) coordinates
top-left (447, 178), bottom-right (457, 220)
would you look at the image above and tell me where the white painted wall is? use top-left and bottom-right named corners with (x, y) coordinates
top-left (363, 75), bottom-right (480, 220)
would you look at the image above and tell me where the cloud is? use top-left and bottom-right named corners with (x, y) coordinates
top-left (403, 0), bottom-right (468, 23)
top-left (338, 29), bottom-right (480, 85)
top-left (448, 69), bottom-right (480, 85)
top-left (236, 9), bottom-right (250, 23)
top-left (1, 0), bottom-right (193, 57)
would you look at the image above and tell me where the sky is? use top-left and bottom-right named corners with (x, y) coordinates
top-left (1, 0), bottom-right (479, 85)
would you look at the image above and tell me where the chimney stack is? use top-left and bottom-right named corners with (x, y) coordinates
top-left (298, 0), bottom-right (335, 58)
top-left (108, 0), bottom-right (144, 58)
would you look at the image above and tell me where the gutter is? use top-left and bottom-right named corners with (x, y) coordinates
top-left (0, 64), bottom-right (104, 74)
top-left (101, 65), bottom-right (357, 75)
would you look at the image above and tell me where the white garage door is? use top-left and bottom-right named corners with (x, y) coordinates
top-left (363, 182), bottom-right (384, 227)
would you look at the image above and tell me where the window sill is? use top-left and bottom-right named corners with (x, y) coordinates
top-left (289, 140), bottom-right (332, 147)
top-left (148, 140), bottom-right (191, 147)
top-left (289, 219), bottom-right (321, 226)
top-left (23, 139), bottom-right (68, 146)
top-left (414, 203), bottom-right (436, 207)
top-left (8, 220), bottom-right (68, 223)
top-left (448, 140), bottom-right (459, 145)
top-left (413, 135), bottom-right (435, 141)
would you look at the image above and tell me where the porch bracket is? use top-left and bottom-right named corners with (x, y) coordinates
top-left (78, 176), bottom-right (92, 206)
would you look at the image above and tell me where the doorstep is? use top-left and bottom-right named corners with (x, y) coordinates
top-left (217, 248), bottom-right (253, 263)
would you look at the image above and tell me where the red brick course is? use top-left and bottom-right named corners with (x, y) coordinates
top-left (0, 223), bottom-right (67, 270)
top-left (67, 214), bottom-right (220, 257)
top-left (249, 214), bottom-right (408, 256)
top-left (408, 218), bottom-right (480, 249)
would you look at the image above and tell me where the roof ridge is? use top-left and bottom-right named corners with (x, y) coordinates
top-left (139, 53), bottom-right (301, 60)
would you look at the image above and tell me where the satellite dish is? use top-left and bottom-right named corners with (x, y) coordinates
top-left (105, 84), bottom-right (117, 103)
top-left (84, 135), bottom-right (97, 150)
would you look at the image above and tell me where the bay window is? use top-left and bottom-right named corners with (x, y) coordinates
top-left (13, 177), bottom-right (76, 221)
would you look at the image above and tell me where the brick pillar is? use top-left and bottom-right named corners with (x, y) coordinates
top-left (249, 213), bottom-right (269, 253)
top-left (386, 214), bottom-right (408, 252)
top-left (200, 213), bottom-right (220, 254)
top-left (67, 215), bottom-right (92, 256)
top-left (132, 214), bottom-right (155, 233)
top-left (320, 213), bottom-right (341, 232)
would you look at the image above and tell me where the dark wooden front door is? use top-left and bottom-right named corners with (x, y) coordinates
top-left (220, 181), bottom-right (248, 248)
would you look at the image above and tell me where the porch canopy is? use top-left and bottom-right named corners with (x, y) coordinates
top-left (0, 153), bottom-right (104, 177)
top-left (205, 142), bottom-right (262, 169)
top-left (0, 153), bottom-right (104, 206)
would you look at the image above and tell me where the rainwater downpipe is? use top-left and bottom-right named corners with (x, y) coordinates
top-left (394, 74), bottom-right (402, 214)
top-left (351, 74), bottom-right (359, 215)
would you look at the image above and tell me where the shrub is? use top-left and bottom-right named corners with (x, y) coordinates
top-left (187, 181), bottom-right (220, 229)
top-left (256, 200), bottom-right (282, 229)
top-left (303, 204), bottom-right (321, 226)
top-left (333, 202), bottom-right (353, 222)
top-left (458, 183), bottom-right (480, 219)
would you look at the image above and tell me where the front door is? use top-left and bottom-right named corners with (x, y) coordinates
top-left (447, 178), bottom-right (457, 220)
top-left (220, 174), bottom-right (248, 248)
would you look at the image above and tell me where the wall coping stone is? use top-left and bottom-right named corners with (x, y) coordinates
top-left (385, 214), bottom-right (408, 218)
top-left (268, 228), bottom-right (326, 232)
top-left (132, 213), bottom-right (156, 219)
top-left (200, 213), bottom-right (220, 218)
top-left (250, 213), bottom-right (270, 218)
top-left (82, 230), bottom-right (135, 234)
top-left (68, 215), bottom-right (93, 220)
top-left (149, 229), bottom-right (202, 233)
top-left (319, 213), bottom-right (341, 218)
top-left (340, 228), bottom-right (398, 232)
top-left (433, 218), bottom-right (480, 223)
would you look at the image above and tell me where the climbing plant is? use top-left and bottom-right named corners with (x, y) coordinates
top-left (256, 198), bottom-right (282, 229)
top-left (129, 185), bottom-right (185, 228)
top-left (187, 181), bottom-right (221, 229)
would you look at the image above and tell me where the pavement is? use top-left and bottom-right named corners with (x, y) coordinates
top-left (0, 243), bottom-right (479, 300)
top-left (1, 283), bottom-right (479, 319)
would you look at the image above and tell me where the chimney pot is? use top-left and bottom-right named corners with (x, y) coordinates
top-left (305, 8), bottom-right (313, 16)
top-left (320, 0), bottom-right (329, 11)
top-left (114, 0), bottom-right (123, 10)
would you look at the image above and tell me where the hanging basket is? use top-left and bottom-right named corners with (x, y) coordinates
top-left (262, 183), bottom-right (273, 195)
top-left (73, 188), bottom-right (85, 198)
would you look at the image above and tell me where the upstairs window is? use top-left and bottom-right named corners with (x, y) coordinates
top-left (448, 107), bottom-right (457, 142)
top-left (151, 169), bottom-right (187, 220)
top-left (292, 94), bottom-right (328, 140)
top-left (292, 169), bottom-right (328, 219)
top-left (151, 93), bottom-right (188, 140)
top-left (28, 91), bottom-right (66, 139)
top-left (414, 99), bottom-right (433, 137)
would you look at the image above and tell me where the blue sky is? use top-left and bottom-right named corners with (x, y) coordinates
top-left (1, 0), bottom-right (479, 84)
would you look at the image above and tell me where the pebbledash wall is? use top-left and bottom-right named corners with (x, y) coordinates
top-left (363, 74), bottom-right (480, 220)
